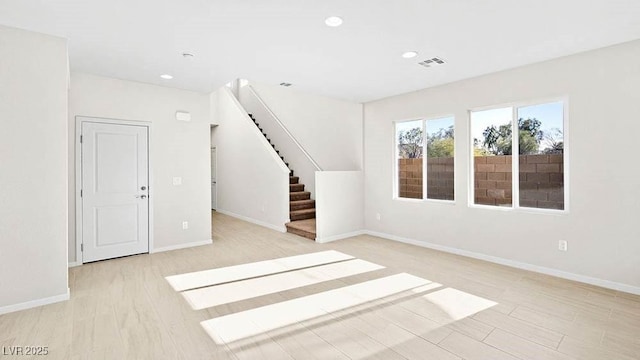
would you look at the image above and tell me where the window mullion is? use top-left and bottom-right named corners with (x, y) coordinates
top-left (422, 120), bottom-right (427, 199)
top-left (395, 123), bottom-right (399, 198)
top-left (512, 107), bottom-right (519, 208)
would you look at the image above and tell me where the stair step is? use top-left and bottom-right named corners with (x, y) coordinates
top-left (290, 208), bottom-right (315, 221)
top-left (289, 176), bottom-right (299, 184)
top-left (290, 199), bottom-right (315, 211)
top-left (290, 191), bottom-right (310, 201)
top-left (290, 183), bottom-right (305, 192)
top-left (285, 219), bottom-right (316, 240)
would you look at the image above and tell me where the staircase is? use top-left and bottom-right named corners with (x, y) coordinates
top-left (249, 114), bottom-right (316, 240)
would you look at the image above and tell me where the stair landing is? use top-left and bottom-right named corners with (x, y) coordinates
top-left (286, 174), bottom-right (316, 240)
top-left (285, 219), bottom-right (316, 240)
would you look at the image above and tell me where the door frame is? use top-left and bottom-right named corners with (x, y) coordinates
top-left (75, 116), bottom-right (154, 265)
top-left (211, 146), bottom-right (217, 210)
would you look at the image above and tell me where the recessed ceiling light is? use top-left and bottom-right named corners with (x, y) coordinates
top-left (160, 74), bottom-right (173, 80)
top-left (325, 16), bottom-right (343, 27)
top-left (280, 82), bottom-right (292, 87)
top-left (402, 51), bottom-right (419, 59)
top-left (182, 52), bottom-right (195, 59)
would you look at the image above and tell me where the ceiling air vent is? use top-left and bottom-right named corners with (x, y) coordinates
top-left (418, 57), bottom-right (446, 68)
top-left (279, 82), bottom-right (292, 87)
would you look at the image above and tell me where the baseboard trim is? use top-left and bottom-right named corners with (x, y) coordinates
top-left (0, 288), bottom-right (70, 315)
top-left (152, 239), bottom-right (213, 253)
top-left (364, 230), bottom-right (640, 296)
top-left (316, 230), bottom-right (366, 244)
top-left (216, 209), bottom-right (287, 233)
top-left (68, 261), bottom-right (81, 268)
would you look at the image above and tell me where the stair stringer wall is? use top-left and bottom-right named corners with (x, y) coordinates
top-left (238, 85), bottom-right (320, 200)
top-left (247, 81), bottom-right (364, 172)
top-left (211, 87), bottom-right (290, 231)
top-left (315, 171), bottom-right (364, 242)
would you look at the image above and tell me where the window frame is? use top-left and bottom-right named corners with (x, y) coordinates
top-left (393, 118), bottom-right (424, 202)
top-left (468, 97), bottom-right (569, 214)
top-left (393, 114), bottom-right (456, 204)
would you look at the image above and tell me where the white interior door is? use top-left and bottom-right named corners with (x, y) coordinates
top-left (81, 121), bottom-right (149, 263)
top-left (211, 147), bottom-right (217, 210)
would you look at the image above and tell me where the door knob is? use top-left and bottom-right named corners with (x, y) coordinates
top-left (136, 194), bottom-right (147, 199)
top-left (141, 186), bottom-right (147, 190)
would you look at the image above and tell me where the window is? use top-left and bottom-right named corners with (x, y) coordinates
top-left (471, 101), bottom-right (565, 211)
top-left (396, 120), bottom-right (423, 199)
top-left (396, 116), bottom-right (455, 201)
top-left (426, 117), bottom-right (455, 200)
top-left (471, 108), bottom-right (513, 207)
top-left (518, 102), bottom-right (565, 210)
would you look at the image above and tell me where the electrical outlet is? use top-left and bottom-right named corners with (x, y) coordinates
top-left (173, 177), bottom-right (182, 186)
top-left (182, 221), bottom-right (189, 230)
top-left (376, 213), bottom-right (381, 221)
top-left (558, 240), bottom-right (568, 252)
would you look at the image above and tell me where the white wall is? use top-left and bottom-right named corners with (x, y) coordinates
top-left (210, 88), bottom-right (290, 231)
top-left (315, 171), bottom-right (364, 243)
top-left (239, 85), bottom-right (320, 199)
top-left (68, 73), bottom-right (212, 262)
top-left (210, 90), bottom-right (220, 125)
top-left (249, 82), bottom-right (364, 171)
top-left (0, 26), bottom-right (69, 312)
top-left (364, 40), bottom-right (640, 292)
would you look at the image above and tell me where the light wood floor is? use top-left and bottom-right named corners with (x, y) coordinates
top-left (1, 212), bottom-right (639, 359)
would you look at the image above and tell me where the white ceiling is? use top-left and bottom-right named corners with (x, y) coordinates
top-left (1, 0), bottom-right (639, 102)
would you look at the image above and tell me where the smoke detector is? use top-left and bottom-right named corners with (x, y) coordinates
top-left (325, 16), bottom-right (343, 27)
top-left (418, 57), bottom-right (446, 68)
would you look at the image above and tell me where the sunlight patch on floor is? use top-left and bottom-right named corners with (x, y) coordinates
top-left (167, 251), bottom-right (499, 348)
top-left (200, 273), bottom-right (436, 344)
top-left (165, 250), bottom-right (353, 291)
top-left (182, 259), bottom-right (385, 310)
top-left (421, 287), bottom-right (497, 321)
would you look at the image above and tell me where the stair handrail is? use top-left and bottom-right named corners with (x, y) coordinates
top-left (246, 85), bottom-right (323, 171)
